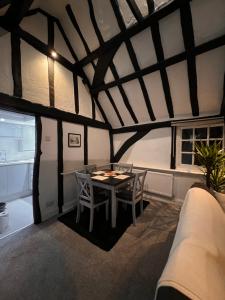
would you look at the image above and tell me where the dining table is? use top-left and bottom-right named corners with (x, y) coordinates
top-left (90, 170), bottom-right (135, 228)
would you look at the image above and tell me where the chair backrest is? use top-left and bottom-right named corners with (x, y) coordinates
top-left (114, 162), bottom-right (133, 173)
top-left (132, 171), bottom-right (147, 202)
top-left (84, 164), bottom-right (97, 174)
top-left (75, 172), bottom-right (94, 204)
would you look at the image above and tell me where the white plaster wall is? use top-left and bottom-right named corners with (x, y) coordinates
top-left (78, 76), bottom-right (92, 118)
top-left (54, 25), bottom-right (74, 63)
top-left (113, 43), bottom-right (135, 78)
top-left (21, 41), bottom-right (49, 106)
top-left (115, 128), bottom-right (171, 169)
top-left (0, 33), bottom-right (13, 95)
top-left (20, 13), bottom-right (48, 44)
top-left (88, 128), bottom-right (110, 165)
top-left (39, 117), bottom-right (58, 221)
top-left (54, 62), bottom-right (75, 113)
top-left (63, 122), bottom-right (84, 213)
top-left (113, 132), bottom-right (134, 154)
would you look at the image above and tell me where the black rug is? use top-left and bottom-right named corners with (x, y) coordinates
top-left (58, 201), bottom-right (149, 251)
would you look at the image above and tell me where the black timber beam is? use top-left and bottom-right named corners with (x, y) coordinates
top-left (0, 0), bottom-right (33, 30)
top-left (74, 0), bottom-right (191, 68)
top-left (180, 2), bottom-right (199, 116)
top-left (11, 30), bottom-right (22, 98)
top-left (110, 0), bottom-right (155, 121)
top-left (0, 0), bottom-right (11, 9)
top-left (220, 73), bottom-right (225, 116)
top-left (114, 130), bottom-right (151, 162)
top-left (87, 0), bottom-right (137, 125)
top-left (126, 0), bottom-right (143, 23)
top-left (151, 22), bottom-right (174, 118)
top-left (92, 34), bottom-right (225, 93)
top-left (147, 0), bottom-right (155, 14)
top-left (0, 92), bottom-right (111, 130)
top-left (105, 90), bottom-right (124, 126)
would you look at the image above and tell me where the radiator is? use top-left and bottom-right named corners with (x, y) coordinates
top-left (144, 171), bottom-right (174, 198)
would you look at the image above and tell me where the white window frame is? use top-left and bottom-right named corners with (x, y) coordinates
top-left (175, 120), bottom-right (225, 172)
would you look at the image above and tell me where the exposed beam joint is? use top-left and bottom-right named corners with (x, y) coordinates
top-left (92, 34), bottom-right (225, 93)
top-left (74, 0), bottom-right (191, 68)
top-left (126, 0), bottom-right (143, 22)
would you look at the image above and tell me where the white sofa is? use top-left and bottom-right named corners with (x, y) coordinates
top-left (155, 187), bottom-right (225, 300)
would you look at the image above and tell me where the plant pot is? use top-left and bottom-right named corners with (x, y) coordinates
top-left (213, 190), bottom-right (225, 212)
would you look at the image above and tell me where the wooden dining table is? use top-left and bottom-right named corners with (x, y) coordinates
top-left (90, 170), bottom-right (135, 228)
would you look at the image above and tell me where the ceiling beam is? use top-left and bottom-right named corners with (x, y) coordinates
top-left (151, 22), bottom-right (174, 118)
top-left (87, 0), bottom-right (138, 125)
top-left (147, 0), bottom-right (155, 15)
top-left (126, 0), bottom-right (143, 23)
top-left (180, 2), bottom-right (199, 116)
top-left (0, 0), bottom-right (11, 9)
top-left (110, 0), bottom-right (155, 121)
top-left (0, 0), bottom-right (33, 30)
top-left (92, 34), bottom-right (225, 94)
top-left (74, 0), bottom-right (191, 69)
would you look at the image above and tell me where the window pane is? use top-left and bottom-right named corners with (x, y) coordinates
top-left (209, 140), bottom-right (223, 148)
top-left (209, 126), bottom-right (223, 138)
top-left (182, 129), bottom-right (193, 140)
top-left (195, 128), bottom-right (207, 139)
top-left (182, 141), bottom-right (193, 152)
top-left (182, 154), bottom-right (192, 165)
top-left (194, 140), bottom-right (207, 151)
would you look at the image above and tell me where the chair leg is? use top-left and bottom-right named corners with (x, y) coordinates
top-left (140, 199), bottom-right (143, 214)
top-left (105, 201), bottom-right (109, 221)
top-left (89, 208), bottom-right (94, 232)
top-left (132, 204), bottom-right (136, 226)
top-left (76, 203), bottom-right (81, 223)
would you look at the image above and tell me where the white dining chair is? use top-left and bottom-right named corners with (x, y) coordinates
top-left (114, 162), bottom-right (133, 173)
top-left (116, 170), bottom-right (147, 225)
top-left (75, 172), bottom-right (109, 232)
top-left (84, 164), bottom-right (97, 173)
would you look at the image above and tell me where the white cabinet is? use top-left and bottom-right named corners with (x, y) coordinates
top-left (0, 163), bottom-right (32, 201)
top-left (0, 166), bottom-right (7, 198)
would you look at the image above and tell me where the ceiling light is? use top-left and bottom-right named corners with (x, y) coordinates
top-left (51, 50), bottom-right (58, 59)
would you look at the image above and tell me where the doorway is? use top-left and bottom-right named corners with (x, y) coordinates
top-left (0, 109), bottom-right (35, 239)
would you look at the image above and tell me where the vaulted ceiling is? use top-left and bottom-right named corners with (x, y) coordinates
top-left (0, 0), bottom-right (225, 129)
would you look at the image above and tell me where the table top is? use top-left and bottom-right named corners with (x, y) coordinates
top-left (90, 170), bottom-right (134, 187)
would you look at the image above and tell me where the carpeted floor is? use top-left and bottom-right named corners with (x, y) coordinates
top-left (0, 200), bottom-right (181, 300)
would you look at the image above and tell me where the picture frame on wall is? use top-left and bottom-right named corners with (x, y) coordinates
top-left (68, 133), bottom-right (81, 147)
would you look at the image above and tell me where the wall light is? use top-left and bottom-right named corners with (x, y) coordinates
top-left (51, 50), bottom-right (58, 59)
top-left (0, 118), bottom-right (5, 122)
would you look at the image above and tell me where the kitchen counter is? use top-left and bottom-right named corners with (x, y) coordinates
top-left (0, 160), bottom-right (34, 166)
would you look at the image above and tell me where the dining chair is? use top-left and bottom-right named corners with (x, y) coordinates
top-left (116, 170), bottom-right (147, 225)
top-left (114, 162), bottom-right (133, 173)
top-left (75, 172), bottom-right (109, 232)
top-left (84, 164), bottom-right (97, 174)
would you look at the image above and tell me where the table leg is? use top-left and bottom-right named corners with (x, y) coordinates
top-left (111, 187), bottom-right (117, 228)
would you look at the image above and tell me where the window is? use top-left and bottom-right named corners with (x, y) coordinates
top-left (176, 122), bottom-right (224, 170)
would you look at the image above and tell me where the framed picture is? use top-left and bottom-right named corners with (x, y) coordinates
top-left (68, 133), bottom-right (81, 147)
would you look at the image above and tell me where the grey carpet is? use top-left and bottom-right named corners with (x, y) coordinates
top-left (0, 200), bottom-right (181, 300)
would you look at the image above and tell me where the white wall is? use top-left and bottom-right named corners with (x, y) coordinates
top-left (39, 117), bottom-right (58, 221)
top-left (88, 127), bottom-right (110, 166)
top-left (114, 128), bottom-right (171, 169)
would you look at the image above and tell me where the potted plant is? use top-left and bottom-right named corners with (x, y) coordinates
top-left (194, 141), bottom-right (225, 188)
top-left (210, 166), bottom-right (225, 205)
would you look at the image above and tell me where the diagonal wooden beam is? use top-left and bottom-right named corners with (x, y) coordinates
top-left (87, 0), bottom-right (138, 124)
top-left (126, 0), bottom-right (143, 22)
top-left (74, 0), bottom-right (191, 68)
top-left (180, 2), bottom-right (199, 116)
top-left (0, 0), bottom-right (33, 30)
top-left (151, 22), bottom-right (174, 118)
top-left (92, 34), bottom-right (225, 93)
top-left (147, 0), bottom-right (155, 14)
top-left (110, 0), bottom-right (155, 121)
top-left (105, 90), bottom-right (124, 127)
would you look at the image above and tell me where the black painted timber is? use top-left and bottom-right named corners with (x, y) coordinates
top-left (57, 120), bottom-right (64, 213)
top-left (11, 30), bottom-right (22, 98)
top-left (0, 92), bottom-right (110, 129)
